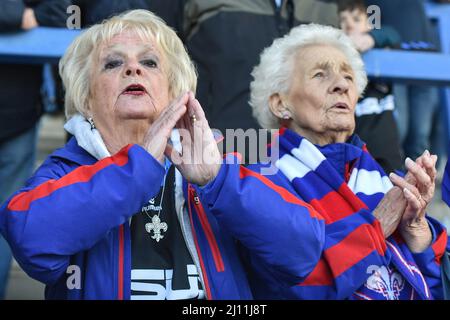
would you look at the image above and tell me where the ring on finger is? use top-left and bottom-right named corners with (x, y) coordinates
top-left (417, 194), bottom-right (425, 203)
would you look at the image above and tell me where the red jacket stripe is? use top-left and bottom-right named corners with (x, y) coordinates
top-left (239, 166), bottom-right (324, 221)
top-left (8, 145), bottom-right (132, 212)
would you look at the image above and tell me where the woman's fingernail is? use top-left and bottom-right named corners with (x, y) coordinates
top-left (405, 157), bottom-right (414, 167)
top-left (424, 149), bottom-right (430, 156)
top-left (403, 188), bottom-right (412, 196)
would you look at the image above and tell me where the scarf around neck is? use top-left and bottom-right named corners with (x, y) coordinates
top-left (272, 128), bottom-right (432, 299)
top-left (274, 127), bottom-right (393, 223)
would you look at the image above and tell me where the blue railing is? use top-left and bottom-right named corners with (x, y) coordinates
top-left (0, 3), bottom-right (449, 139)
top-left (0, 27), bottom-right (80, 64)
top-left (363, 49), bottom-right (450, 86)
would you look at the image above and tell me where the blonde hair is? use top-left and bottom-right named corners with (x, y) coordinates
top-left (250, 23), bottom-right (368, 129)
top-left (59, 9), bottom-right (197, 119)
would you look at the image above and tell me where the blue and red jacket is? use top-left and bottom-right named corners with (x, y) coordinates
top-left (0, 138), bottom-right (252, 300)
top-left (2, 136), bottom-right (448, 300)
top-left (197, 137), bottom-right (449, 300)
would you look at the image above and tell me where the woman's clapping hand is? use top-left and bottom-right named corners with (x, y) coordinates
top-left (388, 150), bottom-right (437, 253)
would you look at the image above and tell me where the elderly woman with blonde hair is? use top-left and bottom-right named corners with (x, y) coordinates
top-left (0, 10), bottom-right (253, 300)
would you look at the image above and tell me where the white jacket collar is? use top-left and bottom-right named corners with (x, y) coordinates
top-left (64, 114), bottom-right (110, 160)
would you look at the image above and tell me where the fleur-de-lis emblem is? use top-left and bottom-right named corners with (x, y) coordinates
top-left (145, 215), bottom-right (168, 242)
top-left (365, 266), bottom-right (405, 300)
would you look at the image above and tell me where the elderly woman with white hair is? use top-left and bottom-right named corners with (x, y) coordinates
top-left (244, 25), bottom-right (447, 299)
top-left (0, 10), bottom-right (256, 300)
top-left (220, 23), bottom-right (447, 300)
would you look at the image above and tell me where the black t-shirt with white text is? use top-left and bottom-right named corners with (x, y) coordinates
top-left (130, 166), bottom-right (204, 300)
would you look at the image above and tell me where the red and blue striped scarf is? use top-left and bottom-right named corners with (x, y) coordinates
top-left (274, 128), bottom-right (432, 300)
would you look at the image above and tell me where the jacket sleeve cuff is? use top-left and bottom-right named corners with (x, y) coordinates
top-left (197, 154), bottom-right (237, 206)
top-left (412, 216), bottom-right (448, 268)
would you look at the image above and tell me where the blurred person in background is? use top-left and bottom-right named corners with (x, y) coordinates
top-left (181, 0), bottom-right (340, 158)
top-left (0, 0), bottom-right (70, 300)
top-left (337, 0), bottom-right (403, 173)
top-left (366, 0), bottom-right (446, 174)
top-left (59, 1), bottom-right (341, 159)
top-left (71, 0), bottom-right (182, 27)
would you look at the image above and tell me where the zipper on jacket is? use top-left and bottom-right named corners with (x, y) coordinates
top-left (188, 185), bottom-right (225, 273)
top-left (178, 203), bottom-right (207, 294)
top-left (174, 170), bottom-right (207, 294)
top-left (187, 191), bottom-right (213, 299)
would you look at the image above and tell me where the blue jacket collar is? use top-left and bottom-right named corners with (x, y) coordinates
top-left (51, 137), bottom-right (98, 166)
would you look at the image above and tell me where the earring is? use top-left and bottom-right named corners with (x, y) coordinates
top-left (282, 112), bottom-right (291, 120)
top-left (88, 117), bottom-right (95, 129)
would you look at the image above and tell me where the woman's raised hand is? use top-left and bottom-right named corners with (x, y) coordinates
top-left (373, 186), bottom-right (407, 238)
top-left (142, 92), bottom-right (189, 164)
top-left (388, 150), bottom-right (437, 252)
top-left (168, 91), bottom-right (222, 186)
top-left (142, 91), bottom-right (221, 186)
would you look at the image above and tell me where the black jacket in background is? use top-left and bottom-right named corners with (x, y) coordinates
top-left (0, 0), bottom-right (70, 142)
top-left (182, 0), bottom-right (339, 138)
top-left (71, 0), bottom-right (177, 27)
top-left (72, 0), bottom-right (149, 26)
top-left (71, 0), bottom-right (183, 32)
top-left (354, 23), bottom-right (403, 173)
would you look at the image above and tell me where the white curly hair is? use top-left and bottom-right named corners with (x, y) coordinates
top-left (249, 23), bottom-right (368, 129)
